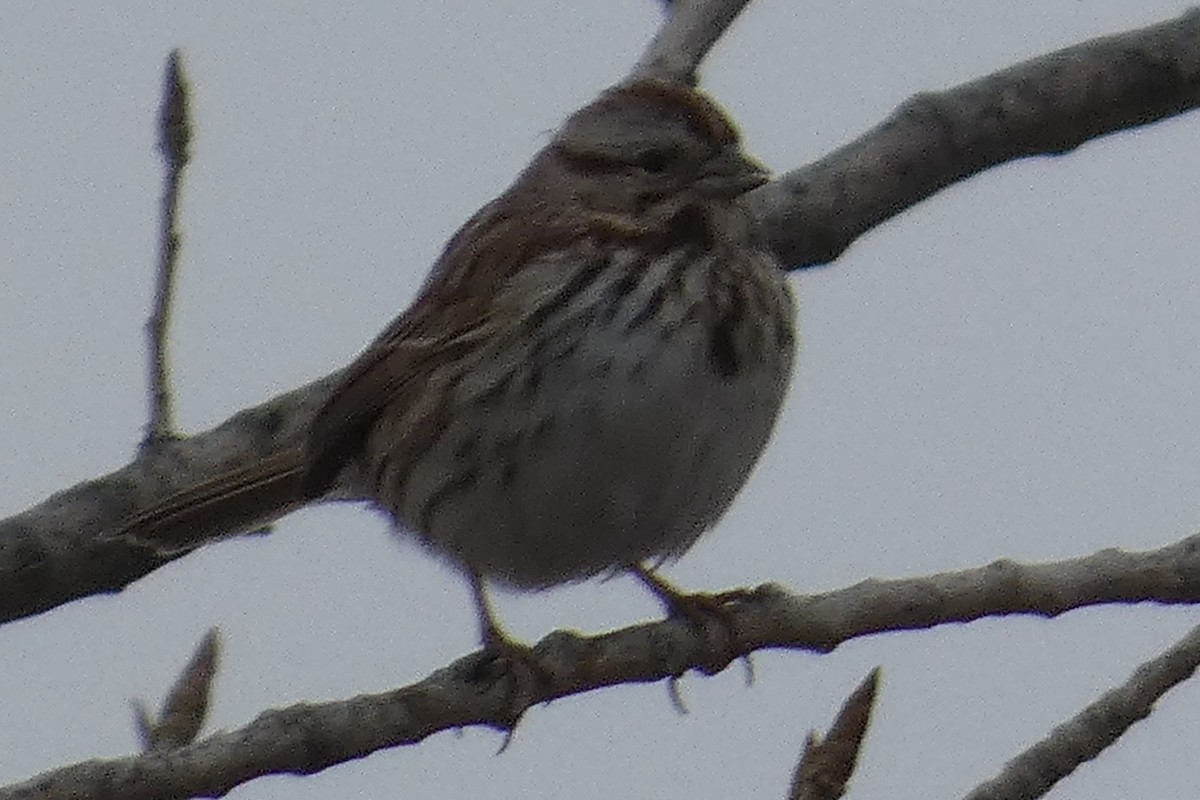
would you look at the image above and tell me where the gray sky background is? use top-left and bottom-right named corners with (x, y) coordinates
top-left (4, 2), bottom-right (1200, 798)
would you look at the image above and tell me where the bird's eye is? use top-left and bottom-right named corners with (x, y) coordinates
top-left (633, 147), bottom-right (675, 174)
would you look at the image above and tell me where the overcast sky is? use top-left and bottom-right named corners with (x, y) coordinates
top-left (4, 2), bottom-right (1200, 798)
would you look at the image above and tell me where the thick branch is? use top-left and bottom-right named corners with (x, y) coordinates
top-left (0, 376), bottom-right (336, 625)
top-left (6, 538), bottom-right (1200, 799)
top-left (752, 8), bottom-right (1200, 268)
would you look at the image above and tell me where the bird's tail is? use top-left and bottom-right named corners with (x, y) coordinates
top-left (112, 449), bottom-right (309, 554)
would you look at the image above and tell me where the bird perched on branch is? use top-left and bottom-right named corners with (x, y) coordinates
top-left (117, 78), bottom-right (796, 650)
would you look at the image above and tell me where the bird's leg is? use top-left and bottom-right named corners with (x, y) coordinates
top-left (632, 565), bottom-right (751, 678)
top-left (467, 572), bottom-right (546, 742)
top-left (469, 571), bottom-right (516, 650)
top-left (632, 565), bottom-right (754, 617)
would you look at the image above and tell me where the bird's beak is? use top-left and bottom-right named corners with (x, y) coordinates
top-left (698, 146), bottom-right (770, 198)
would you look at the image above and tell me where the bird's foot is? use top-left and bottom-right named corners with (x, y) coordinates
top-left (633, 566), bottom-right (751, 681)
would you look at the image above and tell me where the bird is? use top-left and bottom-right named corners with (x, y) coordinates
top-left (115, 78), bottom-right (796, 650)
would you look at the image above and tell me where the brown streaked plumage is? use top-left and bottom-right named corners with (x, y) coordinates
top-left (116, 79), bottom-right (796, 645)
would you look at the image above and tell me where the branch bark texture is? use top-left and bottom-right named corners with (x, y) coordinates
top-left (2, 11), bottom-right (1198, 629)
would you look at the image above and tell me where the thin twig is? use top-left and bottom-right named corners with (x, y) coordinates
top-left (963, 621), bottom-right (1200, 800)
top-left (134, 628), bottom-right (221, 752)
top-left (788, 668), bottom-right (881, 800)
top-left (631, 0), bottom-right (754, 84)
top-left (144, 49), bottom-right (192, 446)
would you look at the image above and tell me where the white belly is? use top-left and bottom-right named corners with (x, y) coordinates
top-left (381, 243), bottom-right (795, 588)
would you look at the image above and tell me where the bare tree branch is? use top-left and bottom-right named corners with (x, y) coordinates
top-left (5, 6), bottom-right (1199, 800)
top-left (751, 8), bottom-right (1200, 268)
top-left (963, 620), bottom-right (1200, 800)
top-left (788, 668), bottom-right (880, 800)
top-left (144, 50), bottom-right (192, 446)
top-left (632, 0), bottom-right (754, 84)
top-left (1, 12), bottom-right (1198, 627)
top-left (0, 374), bottom-right (332, 625)
top-left (6, 538), bottom-right (1200, 798)
top-left (134, 628), bottom-right (221, 752)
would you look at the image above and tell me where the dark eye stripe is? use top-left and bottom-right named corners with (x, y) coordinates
top-left (556, 147), bottom-right (628, 174)
top-left (557, 144), bottom-right (682, 175)
top-left (633, 148), bottom-right (674, 173)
